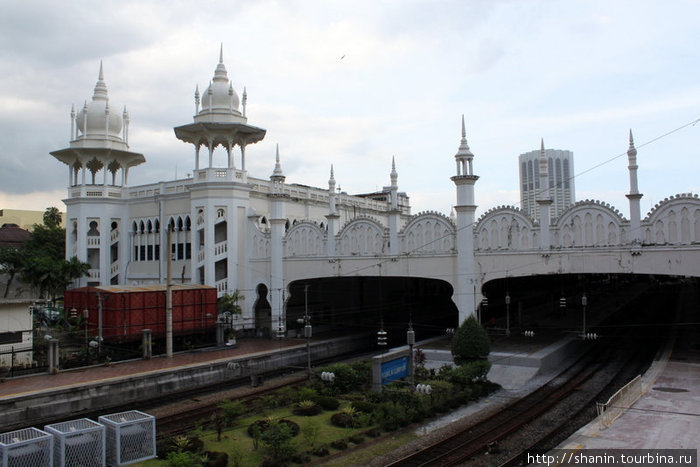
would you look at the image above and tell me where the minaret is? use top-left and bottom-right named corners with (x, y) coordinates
top-left (326, 165), bottom-right (339, 256)
top-left (388, 157), bottom-right (400, 255)
top-left (451, 115), bottom-right (478, 324)
top-left (50, 63), bottom-right (145, 287)
top-left (268, 145), bottom-right (288, 337)
top-left (625, 130), bottom-right (643, 243)
top-left (537, 139), bottom-right (552, 250)
top-left (174, 47), bottom-right (266, 176)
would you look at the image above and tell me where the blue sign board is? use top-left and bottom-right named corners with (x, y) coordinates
top-left (381, 356), bottom-right (409, 385)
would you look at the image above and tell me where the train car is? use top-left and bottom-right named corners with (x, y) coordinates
top-left (63, 284), bottom-right (218, 343)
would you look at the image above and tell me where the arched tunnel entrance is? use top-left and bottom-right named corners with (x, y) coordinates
top-left (479, 273), bottom-right (694, 338)
top-left (285, 277), bottom-right (458, 345)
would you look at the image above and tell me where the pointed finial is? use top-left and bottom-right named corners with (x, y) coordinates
top-left (455, 115), bottom-right (473, 159)
top-left (219, 43), bottom-right (224, 63)
top-left (93, 61), bottom-right (108, 101)
top-left (195, 84), bottom-right (200, 98)
top-left (330, 164), bottom-right (335, 180)
top-left (271, 144), bottom-right (286, 182)
top-left (540, 138), bottom-right (545, 153)
top-left (98, 60), bottom-right (104, 81)
top-left (461, 114), bottom-right (466, 138)
top-left (627, 129), bottom-right (637, 160)
top-left (70, 104), bottom-right (75, 117)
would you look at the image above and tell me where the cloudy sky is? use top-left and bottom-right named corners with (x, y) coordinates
top-left (1, 0), bottom-right (698, 219)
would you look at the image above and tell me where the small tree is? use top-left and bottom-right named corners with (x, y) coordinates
top-left (218, 399), bottom-right (245, 426)
top-left (301, 419), bottom-right (320, 449)
top-left (219, 290), bottom-right (244, 314)
top-left (451, 315), bottom-right (490, 365)
top-left (0, 247), bottom-right (23, 298)
top-left (260, 420), bottom-right (297, 461)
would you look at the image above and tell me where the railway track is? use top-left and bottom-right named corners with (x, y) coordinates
top-left (385, 343), bottom-right (608, 467)
top-left (384, 283), bottom-right (678, 467)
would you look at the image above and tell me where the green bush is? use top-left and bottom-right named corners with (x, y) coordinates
top-left (315, 362), bottom-right (369, 394)
top-left (330, 439), bottom-right (348, 450)
top-left (442, 360), bottom-right (492, 387)
top-left (292, 400), bottom-right (322, 416)
top-left (350, 400), bottom-right (376, 414)
top-left (312, 395), bottom-right (340, 410)
top-left (218, 400), bottom-right (245, 426)
top-left (451, 316), bottom-right (490, 364)
top-left (166, 451), bottom-right (204, 467)
top-left (330, 412), bottom-right (354, 428)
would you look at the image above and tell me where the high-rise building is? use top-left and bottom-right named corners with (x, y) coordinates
top-left (519, 145), bottom-right (575, 221)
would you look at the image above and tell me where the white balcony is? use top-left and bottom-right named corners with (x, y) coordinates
top-left (110, 229), bottom-right (119, 243)
top-left (214, 241), bottom-right (228, 257)
top-left (110, 261), bottom-right (119, 276)
top-left (88, 269), bottom-right (100, 281)
top-left (215, 279), bottom-right (228, 295)
top-left (87, 236), bottom-right (100, 247)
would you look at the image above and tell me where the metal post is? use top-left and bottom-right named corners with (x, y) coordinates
top-left (407, 325), bottom-right (415, 390)
top-left (97, 293), bottom-right (103, 354)
top-left (581, 293), bottom-right (587, 337)
top-left (166, 226), bottom-right (173, 357)
top-left (304, 284), bottom-right (311, 377)
top-left (505, 293), bottom-right (511, 336)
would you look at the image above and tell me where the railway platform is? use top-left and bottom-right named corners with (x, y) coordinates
top-left (551, 338), bottom-right (699, 452)
top-left (0, 332), bottom-right (370, 431)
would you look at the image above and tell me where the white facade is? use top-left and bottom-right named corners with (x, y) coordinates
top-left (519, 146), bottom-right (575, 221)
top-left (51, 52), bottom-right (700, 331)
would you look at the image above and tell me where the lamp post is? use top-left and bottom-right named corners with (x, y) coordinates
top-left (505, 293), bottom-right (511, 336)
top-left (304, 284), bottom-right (312, 377)
top-left (581, 293), bottom-right (587, 337)
top-left (407, 323), bottom-right (415, 390)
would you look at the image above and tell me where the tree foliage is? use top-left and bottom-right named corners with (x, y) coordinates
top-left (9, 207), bottom-right (89, 300)
top-left (0, 247), bottom-right (24, 298)
top-left (451, 315), bottom-right (490, 365)
top-left (218, 289), bottom-right (244, 314)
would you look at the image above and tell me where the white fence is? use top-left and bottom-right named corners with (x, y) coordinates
top-left (596, 374), bottom-right (642, 428)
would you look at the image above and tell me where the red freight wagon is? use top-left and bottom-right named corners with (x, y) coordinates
top-left (63, 284), bottom-right (218, 343)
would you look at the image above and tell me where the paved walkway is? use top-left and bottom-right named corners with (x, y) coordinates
top-left (553, 341), bottom-right (700, 451)
top-left (0, 337), bottom-right (304, 400)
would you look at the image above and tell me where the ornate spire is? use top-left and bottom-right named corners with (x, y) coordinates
top-left (92, 60), bottom-right (108, 101)
top-left (627, 129), bottom-right (637, 163)
top-left (390, 156), bottom-right (398, 187)
top-left (329, 164), bottom-right (335, 188)
top-left (219, 43), bottom-right (224, 63)
top-left (271, 144), bottom-right (285, 182)
top-left (242, 86), bottom-right (247, 117)
top-left (538, 138), bottom-right (548, 177)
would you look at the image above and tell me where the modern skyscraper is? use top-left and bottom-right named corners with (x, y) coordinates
top-left (519, 144), bottom-right (575, 221)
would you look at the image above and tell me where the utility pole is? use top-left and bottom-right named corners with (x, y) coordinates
top-left (304, 283), bottom-right (312, 377)
top-left (166, 226), bottom-right (173, 357)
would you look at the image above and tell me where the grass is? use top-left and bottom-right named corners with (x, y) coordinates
top-left (132, 401), bottom-right (375, 466)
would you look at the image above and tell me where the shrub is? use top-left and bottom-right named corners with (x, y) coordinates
top-left (166, 451), bottom-right (204, 467)
top-left (330, 439), bottom-right (348, 450)
top-left (297, 386), bottom-right (317, 402)
top-left (248, 418), bottom-right (300, 438)
top-left (218, 399), bottom-right (245, 426)
top-left (259, 419), bottom-right (298, 462)
top-left (451, 316), bottom-right (490, 364)
top-left (351, 400), bottom-right (376, 414)
top-left (312, 395), bottom-right (340, 410)
top-left (349, 434), bottom-right (365, 444)
top-left (312, 447), bottom-right (330, 457)
top-left (315, 363), bottom-right (366, 394)
top-left (365, 428), bottom-right (381, 438)
top-left (203, 451), bottom-right (228, 467)
top-left (301, 419), bottom-right (321, 449)
top-left (292, 400), bottom-right (322, 416)
top-left (330, 412), bottom-right (354, 428)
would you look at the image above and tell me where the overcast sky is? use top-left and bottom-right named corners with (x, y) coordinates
top-left (1, 0), bottom-right (698, 220)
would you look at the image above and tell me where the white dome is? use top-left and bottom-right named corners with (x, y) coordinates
top-left (198, 50), bottom-right (241, 118)
top-left (75, 63), bottom-right (123, 138)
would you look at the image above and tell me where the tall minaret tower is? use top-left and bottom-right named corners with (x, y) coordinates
top-left (451, 116), bottom-right (479, 324)
top-left (388, 157), bottom-right (401, 256)
top-left (174, 46), bottom-right (266, 177)
top-left (537, 139), bottom-right (552, 250)
top-left (326, 165), bottom-right (339, 256)
top-left (269, 145), bottom-right (288, 337)
top-left (51, 63), bottom-right (145, 287)
top-left (625, 130), bottom-right (643, 243)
